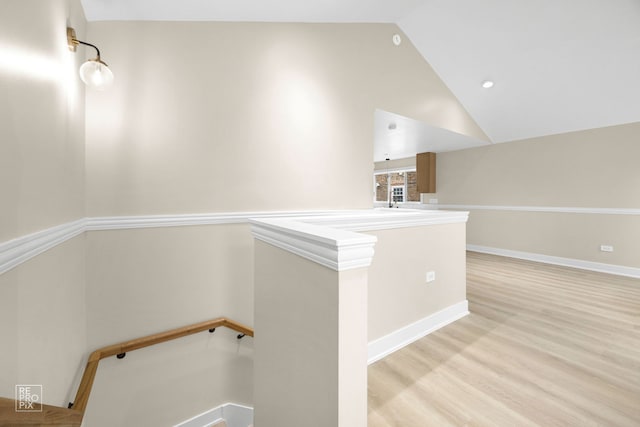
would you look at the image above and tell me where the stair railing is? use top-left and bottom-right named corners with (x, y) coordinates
top-left (0, 317), bottom-right (253, 426)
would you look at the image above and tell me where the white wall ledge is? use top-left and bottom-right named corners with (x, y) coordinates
top-left (29, 207), bottom-right (615, 277)
top-left (85, 210), bottom-right (345, 230)
top-left (250, 209), bottom-right (469, 271)
top-left (85, 208), bottom-right (469, 231)
top-left (305, 209), bottom-right (469, 231)
top-left (1, 209), bottom-right (469, 275)
top-left (2, 209), bottom-right (636, 278)
top-left (250, 218), bottom-right (377, 272)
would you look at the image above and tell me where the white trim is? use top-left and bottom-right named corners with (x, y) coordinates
top-left (367, 300), bottom-right (469, 365)
top-left (173, 402), bottom-right (253, 427)
top-left (467, 244), bottom-right (640, 279)
top-left (250, 210), bottom-right (471, 271)
top-left (309, 209), bottom-right (469, 231)
top-left (86, 210), bottom-right (342, 231)
top-left (0, 209), bottom-right (469, 276)
top-left (373, 201), bottom-right (422, 207)
top-left (250, 218), bottom-right (377, 272)
top-left (373, 166), bottom-right (416, 174)
top-left (86, 209), bottom-right (468, 232)
top-left (0, 219), bottom-right (86, 275)
top-left (1, 208), bottom-right (634, 277)
top-left (422, 204), bottom-right (640, 215)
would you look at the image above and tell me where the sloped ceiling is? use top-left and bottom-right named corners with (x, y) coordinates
top-left (374, 110), bottom-right (490, 161)
top-left (81, 0), bottom-right (640, 144)
top-left (80, 0), bottom-right (424, 23)
top-left (399, 0), bottom-right (640, 143)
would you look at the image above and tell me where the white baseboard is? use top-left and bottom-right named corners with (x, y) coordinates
top-left (367, 300), bottom-right (469, 365)
top-left (467, 244), bottom-right (640, 279)
top-left (174, 402), bottom-right (253, 427)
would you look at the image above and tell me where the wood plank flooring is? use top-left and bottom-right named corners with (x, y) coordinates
top-left (368, 252), bottom-right (640, 427)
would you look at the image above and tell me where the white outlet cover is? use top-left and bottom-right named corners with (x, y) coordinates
top-left (426, 271), bottom-right (436, 282)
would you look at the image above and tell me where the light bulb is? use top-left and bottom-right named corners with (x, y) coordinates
top-left (79, 59), bottom-right (114, 90)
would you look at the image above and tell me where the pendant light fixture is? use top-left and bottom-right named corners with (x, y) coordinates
top-left (66, 27), bottom-right (114, 90)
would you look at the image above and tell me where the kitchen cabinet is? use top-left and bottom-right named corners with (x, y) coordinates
top-left (416, 152), bottom-right (436, 193)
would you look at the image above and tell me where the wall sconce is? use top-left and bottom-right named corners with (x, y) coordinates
top-left (67, 27), bottom-right (113, 89)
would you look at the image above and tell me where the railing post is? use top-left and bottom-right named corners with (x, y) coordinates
top-left (251, 218), bottom-right (376, 427)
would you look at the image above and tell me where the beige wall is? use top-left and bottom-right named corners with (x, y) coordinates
top-left (466, 210), bottom-right (640, 268)
top-left (81, 327), bottom-right (253, 426)
top-left (82, 224), bottom-right (254, 425)
top-left (2, 15), bottom-right (483, 422)
top-left (0, 0), bottom-right (86, 241)
top-left (84, 21), bottom-right (484, 216)
top-left (0, 238), bottom-right (86, 407)
top-left (11, 2), bottom-right (635, 424)
top-left (366, 223), bottom-right (467, 341)
top-left (75, 21), bottom-right (484, 422)
top-left (253, 240), bottom-right (368, 427)
top-left (85, 225), bottom-right (254, 347)
top-left (0, 0), bottom-right (87, 407)
top-left (438, 122), bottom-right (640, 268)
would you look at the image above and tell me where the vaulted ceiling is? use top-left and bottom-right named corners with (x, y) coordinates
top-left (81, 0), bottom-right (640, 144)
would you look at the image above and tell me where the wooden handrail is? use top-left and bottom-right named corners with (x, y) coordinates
top-left (0, 317), bottom-right (253, 425)
top-left (71, 317), bottom-right (253, 413)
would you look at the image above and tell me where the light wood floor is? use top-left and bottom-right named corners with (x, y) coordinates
top-left (368, 252), bottom-right (640, 427)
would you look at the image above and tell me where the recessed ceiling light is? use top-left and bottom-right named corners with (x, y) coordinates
top-left (482, 80), bottom-right (494, 89)
top-left (388, 123), bottom-right (397, 130)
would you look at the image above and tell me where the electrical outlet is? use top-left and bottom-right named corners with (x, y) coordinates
top-left (429, 198), bottom-right (438, 204)
top-left (426, 271), bottom-right (436, 283)
top-left (600, 245), bottom-right (614, 252)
